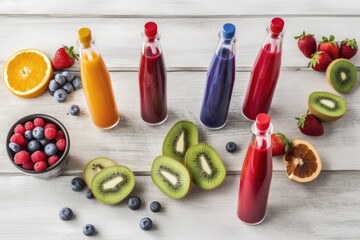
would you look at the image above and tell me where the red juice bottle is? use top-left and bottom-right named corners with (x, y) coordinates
top-left (139, 22), bottom-right (167, 125)
top-left (237, 113), bottom-right (273, 225)
top-left (242, 18), bottom-right (284, 121)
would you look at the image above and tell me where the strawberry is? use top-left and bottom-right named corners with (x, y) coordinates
top-left (271, 133), bottom-right (292, 156)
top-left (308, 51), bottom-right (332, 72)
top-left (318, 35), bottom-right (339, 60)
top-left (52, 45), bottom-right (79, 70)
top-left (296, 111), bottom-right (324, 137)
top-left (339, 38), bottom-right (358, 59)
top-left (294, 31), bottom-right (317, 58)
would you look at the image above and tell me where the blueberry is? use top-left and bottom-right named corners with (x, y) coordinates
top-left (24, 130), bottom-right (34, 140)
top-left (85, 189), bottom-right (94, 199)
top-left (71, 177), bottom-right (85, 192)
top-left (83, 224), bottom-right (96, 236)
top-left (128, 196), bottom-right (141, 210)
top-left (8, 142), bottom-right (20, 153)
top-left (32, 127), bottom-right (44, 139)
top-left (48, 79), bottom-right (59, 92)
top-left (226, 142), bottom-right (238, 153)
top-left (55, 73), bottom-right (66, 86)
top-left (38, 138), bottom-right (50, 147)
top-left (71, 76), bottom-right (82, 90)
top-left (44, 143), bottom-right (57, 156)
top-left (69, 105), bottom-right (80, 116)
top-left (27, 140), bottom-right (41, 153)
top-left (63, 82), bottom-right (74, 94)
top-left (61, 71), bottom-right (74, 82)
top-left (49, 90), bottom-right (55, 96)
top-left (139, 217), bottom-right (153, 231)
top-left (150, 201), bottom-right (161, 212)
top-left (59, 207), bottom-right (73, 221)
top-left (54, 89), bottom-right (68, 103)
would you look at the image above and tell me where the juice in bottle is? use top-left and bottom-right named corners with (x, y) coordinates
top-left (77, 27), bottom-right (120, 129)
top-left (242, 18), bottom-right (284, 121)
top-left (237, 113), bottom-right (273, 224)
top-left (139, 22), bottom-right (167, 124)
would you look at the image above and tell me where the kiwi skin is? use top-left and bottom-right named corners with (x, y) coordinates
top-left (326, 58), bottom-right (357, 94)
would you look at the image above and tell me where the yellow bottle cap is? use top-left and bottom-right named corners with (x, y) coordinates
top-left (78, 27), bottom-right (92, 44)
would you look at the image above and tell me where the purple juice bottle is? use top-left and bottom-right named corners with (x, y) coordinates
top-left (200, 23), bottom-right (236, 129)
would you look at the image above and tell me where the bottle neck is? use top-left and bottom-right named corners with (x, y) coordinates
top-left (262, 27), bottom-right (284, 54)
top-left (215, 33), bottom-right (236, 58)
top-left (251, 122), bottom-right (273, 150)
top-left (142, 33), bottom-right (162, 56)
top-left (77, 39), bottom-right (99, 60)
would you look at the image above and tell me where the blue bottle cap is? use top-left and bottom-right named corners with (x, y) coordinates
top-left (222, 23), bottom-right (236, 40)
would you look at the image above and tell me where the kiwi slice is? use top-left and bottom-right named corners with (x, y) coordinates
top-left (326, 59), bottom-right (357, 94)
top-left (91, 165), bottom-right (135, 205)
top-left (163, 120), bottom-right (198, 164)
top-left (83, 157), bottom-right (116, 188)
top-left (151, 155), bottom-right (191, 200)
top-left (308, 91), bottom-right (347, 122)
top-left (185, 144), bottom-right (226, 190)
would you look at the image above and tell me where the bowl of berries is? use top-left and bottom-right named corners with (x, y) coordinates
top-left (6, 114), bottom-right (70, 178)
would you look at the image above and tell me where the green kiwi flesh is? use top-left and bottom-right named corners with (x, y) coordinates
top-left (185, 144), bottom-right (226, 190)
top-left (308, 91), bottom-right (347, 122)
top-left (151, 155), bottom-right (191, 200)
top-left (91, 165), bottom-right (135, 205)
top-left (83, 157), bottom-right (116, 188)
top-left (163, 120), bottom-right (198, 164)
top-left (326, 58), bottom-right (357, 94)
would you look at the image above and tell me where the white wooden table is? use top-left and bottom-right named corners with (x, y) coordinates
top-left (0, 1), bottom-right (359, 239)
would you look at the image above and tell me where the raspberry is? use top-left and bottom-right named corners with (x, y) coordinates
top-left (22, 161), bottom-right (34, 170)
top-left (34, 161), bottom-right (47, 171)
top-left (14, 124), bottom-right (26, 135)
top-left (56, 139), bottom-right (66, 151)
top-left (31, 150), bottom-right (46, 163)
top-left (45, 127), bottom-right (57, 140)
top-left (24, 121), bottom-right (35, 131)
top-left (10, 133), bottom-right (25, 146)
top-left (48, 155), bottom-right (60, 166)
top-left (14, 150), bottom-right (30, 165)
top-left (44, 123), bottom-right (58, 131)
top-left (55, 130), bottom-right (65, 141)
top-left (33, 118), bottom-right (45, 127)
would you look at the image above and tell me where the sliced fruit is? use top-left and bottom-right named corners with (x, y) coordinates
top-left (308, 91), bottom-right (347, 122)
top-left (3, 49), bottom-right (53, 98)
top-left (151, 155), bottom-right (191, 200)
top-left (185, 144), bottom-right (226, 190)
top-left (162, 120), bottom-right (198, 164)
top-left (91, 165), bottom-right (135, 205)
top-left (326, 58), bottom-right (357, 94)
top-left (283, 139), bottom-right (322, 183)
top-left (83, 157), bottom-right (116, 187)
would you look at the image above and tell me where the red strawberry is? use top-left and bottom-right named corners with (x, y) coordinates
top-left (339, 38), bottom-right (358, 59)
top-left (308, 51), bottom-right (332, 72)
top-left (271, 133), bottom-right (292, 156)
top-left (296, 111), bottom-right (324, 136)
top-left (318, 35), bottom-right (339, 60)
top-left (52, 45), bottom-right (79, 70)
top-left (294, 31), bottom-right (317, 58)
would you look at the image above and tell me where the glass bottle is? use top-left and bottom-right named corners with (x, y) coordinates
top-left (242, 17), bottom-right (284, 121)
top-left (138, 22), bottom-right (167, 125)
top-left (237, 113), bottom-right (273, 225)
top-left (199, 23), bottom-right (236, 129)
top-left (77, 27), bottom-right (120, 129)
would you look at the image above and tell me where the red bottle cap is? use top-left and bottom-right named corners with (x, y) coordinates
top-left (270, 17), bottom-right (284, 34)
top-left (256, 113), bottom-right (271, 131)
top-left (144, 22), bottom-right (158, 38)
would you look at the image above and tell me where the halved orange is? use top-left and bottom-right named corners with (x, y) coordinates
top-left (283, 139), bottom-right (322, 183)
top-left (3, 49), bottom-right (53, 98)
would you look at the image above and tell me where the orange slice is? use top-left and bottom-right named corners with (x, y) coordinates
top-left (283, 139), bottom-right (322, 183)
top-left (3, 49), bottom-right (53, 98)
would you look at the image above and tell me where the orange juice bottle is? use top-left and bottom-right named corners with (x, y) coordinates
top-left (77, 27), bottom-right (120, 129)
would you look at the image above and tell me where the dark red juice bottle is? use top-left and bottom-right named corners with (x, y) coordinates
top-left (242, 18), bottom-right (284, 121)
top-left (237, 113), bottom-right (273, 225)
top-left (139, 22), bottom-right (167, 125)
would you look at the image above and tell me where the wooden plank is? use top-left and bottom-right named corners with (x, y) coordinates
top-left (0, 17), bottom-right (359, 69)
top-left (1, 71), bottom-right (359, 173)
top-left (0, 172), bottom-right (359, 239)
top-left (0, 0), bottom-right (358, 16)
